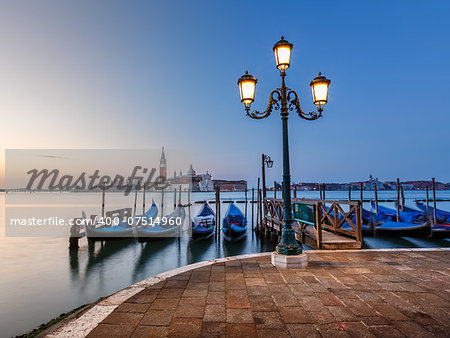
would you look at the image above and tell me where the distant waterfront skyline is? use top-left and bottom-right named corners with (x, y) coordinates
top-left (1, 0), bottom-right (450, 188)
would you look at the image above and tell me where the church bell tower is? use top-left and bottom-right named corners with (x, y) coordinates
top-left (160, 147), bottom-right (167, 180)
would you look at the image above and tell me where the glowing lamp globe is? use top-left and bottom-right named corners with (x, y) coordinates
top-left (273, 36), bottom-right (293, 72)
top-left (237, 71), bottom-right (258, 110)
top-left (310, 72), bottom-right (331, 111)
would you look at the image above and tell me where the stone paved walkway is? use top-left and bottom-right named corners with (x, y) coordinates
top-left (86, 250), bottom-right (450, 337)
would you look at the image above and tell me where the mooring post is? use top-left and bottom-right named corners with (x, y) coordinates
top-left (217, 186), bottom-right (221, 240)
top-left (133, 188), bottom-right (137, 217)
top-left (257, 178), bottom-right (261, 232)
top-left (432, 178), bottom-right (437, 224)
top-left (178, 186), bottom-right (181, 245)
top-left (348, 186), bottom-right (351, 202)
top-left (359, 182), bottom-right (363, 204)
top-left (161, 188), bottom-right (164, 217)
top-left (426, 186), bottom-right (429, 215)
top-left (396, 178), bottom-right (400, 222)
top-left (251, 187), bottom-right (255, 230)
top-left (294, 185), bottom-right (297, 198)
top-left (245, 188), bottom-right (248, 220)
top-left (273, 180), bottom-right (276, 199)
top-left (69, 218), bottom-right (81, 250)
top-left (401, 185), bottom-right (405, 212)
top-left (188, 186), bottom-right (191, 234)
top-left (374, 184), bottom-right (378, 213)
top-left (259, 188), bottom-right (263, 232)
top-left (101, 183), bottom-right (105, 219)
top-left (215, 186), bottom-right (220, 238)
top-left (143, 184), bottom-right (146, 215)
top-left (323, 183), bottom-right (326, 200)
top-left (174, 188), bottom-right (177, 211)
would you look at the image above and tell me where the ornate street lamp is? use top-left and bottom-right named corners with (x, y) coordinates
top-left (237, 37), bottom-right (330, 263)
top-left (261, 154), bottom-right (273, 203)
top-left (263, 154), bottom-right (273, 168)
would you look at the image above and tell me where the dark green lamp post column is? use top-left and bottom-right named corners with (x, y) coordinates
top-left (237, 36), bottom-right (331, 256)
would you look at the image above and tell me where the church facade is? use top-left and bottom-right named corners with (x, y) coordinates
top-left (159, 148), bottom-right (214, 191)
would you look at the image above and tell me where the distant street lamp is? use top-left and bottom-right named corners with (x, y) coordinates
top-left (237, 36), bottom-right (330, 258)
top-left (261, 154), bottom-right (273, 202)
top-left (263, 154), bottom-right (273, 168)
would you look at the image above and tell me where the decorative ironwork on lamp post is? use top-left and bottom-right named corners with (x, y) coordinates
top-left (237, 36), bottom-right (331, 256)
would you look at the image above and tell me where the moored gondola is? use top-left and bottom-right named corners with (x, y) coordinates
top-left (85, 203), bottom-right (158, 241)
top-left (372, 203), bottom-right (431, 237)
top-left (136, 205), bottom-right (186, 242)
top-left (222, 203), bottom-right (246, 241)
top-left (415, 201), bottom-right (450, 238)
top-left (191, 202), bottom-right (215, 240)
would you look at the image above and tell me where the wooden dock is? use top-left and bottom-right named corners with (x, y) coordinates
top-left (294, 223), bottom-right (361, 249)
top-left (262, 198), bottom-right (362, 250)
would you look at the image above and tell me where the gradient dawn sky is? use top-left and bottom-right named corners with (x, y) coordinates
top-left (1, 0), bottom-right (449, 187)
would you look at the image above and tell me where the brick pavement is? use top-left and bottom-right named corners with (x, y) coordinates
top-left (86, 250), bottom-right (450, 337)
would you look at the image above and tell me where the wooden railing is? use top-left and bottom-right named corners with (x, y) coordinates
top-left (263, 198), bottom-right (362, 248)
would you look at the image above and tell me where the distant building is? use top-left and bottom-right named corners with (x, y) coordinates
top-left (364, 174), bottom-right (385, 190)
top-left (168, 164), bottom-right (214, 192)
top-left (159, 147), bottom-right (167, 180)
top-left (213, 179), bottom-right (247, 191)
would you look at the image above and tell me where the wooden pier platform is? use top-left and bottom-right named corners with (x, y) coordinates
top-left (295, 224), bottom-right (362, 250)
top-left (262, 198), bottom-right (363, 250)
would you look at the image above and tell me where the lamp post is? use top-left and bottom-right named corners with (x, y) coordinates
top-left (238, 37), bottom-right (330, 260)
top-left (262, 154), bottom-right (273, 201)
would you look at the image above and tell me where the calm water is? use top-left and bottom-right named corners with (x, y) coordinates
top-left (0, 190), bottom-right (449, 337)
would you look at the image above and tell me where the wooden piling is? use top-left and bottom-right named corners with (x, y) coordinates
top-left (259, 188), bottom-right (263, 232)
top-left (161, 188), bottom-right (164, 217)
top-left (215, 187), bottom-right (219, 237)
top-left (323, 184), bottom-right (326, 200)
top-left (69, 237), bottom-right (79, 250)
top-left (432, 178), bottom-right (437, 224)
top-left (133, 188), bottom-right (137, 217)
top-left (178, 186), bottom-right (182, 245)
top-left (69, 218), bottom-right (81, 250)
top-left (101, 183), bottom-right (105, 219)
top-left (257, 178), bottom-right (261, 231)
top-left (401, 185), bottom-right (405, 212)
top-left (245, 189), bottom-right (248, 219)
top-left (348, 186), bottom-right (351, 201)
top-left (217, 186), bottom-right (221, 240)
top-left (188, 186), bottom-right (191, 232)
top-left (426, 186), bottom-right (429, 215)
top-left (294, 185), bottom-right (297, 198)
top-left (396, 178), bottom-right (400, 222)
top-left (251, 188), bottom-right (255, 230)
top-left (174, 188), bottom-right (177, 210)
top-left (374, 184), bottom-right (378, 213)
top-left (143, 184), bottom-right (146, 215)
top-left (359, 182), bottom-right (363, 205)
top-left (273, 181), bottom-right (276, 199)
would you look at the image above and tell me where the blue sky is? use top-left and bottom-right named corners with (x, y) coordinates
top-left (1, 0), bottom-right (449, 187)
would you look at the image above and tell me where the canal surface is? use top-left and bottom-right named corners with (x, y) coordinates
top-left (0, 191), bottom-right (449, 337)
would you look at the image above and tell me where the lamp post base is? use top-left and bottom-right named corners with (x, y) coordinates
top-left (276, 227), bottom-right (302, 256)
top-left (271, 251), bottom-right (308, 269)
